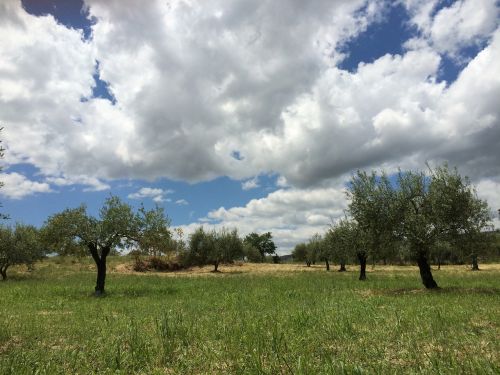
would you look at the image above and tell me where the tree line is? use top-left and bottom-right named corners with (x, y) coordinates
top-left (0, 194), bottom-right (278, 295)
top-left (1, 162), bottom-right (498, 293)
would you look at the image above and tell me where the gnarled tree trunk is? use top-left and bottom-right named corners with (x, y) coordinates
top-left (417, 251), bottom-right (438, 289)
top-left (357, 252), bottom-right (367, 280)
top-left (89, 243), bottom-right (110, 296)
top-left (0, 264), bottom-right (8, 280)
top-left (338, 262), bottom-right (346, 272)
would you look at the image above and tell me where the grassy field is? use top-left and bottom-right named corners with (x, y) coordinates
top-left (1, 257), bottom-right (499, 374)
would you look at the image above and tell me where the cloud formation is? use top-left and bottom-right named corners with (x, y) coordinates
top-left (0, 172), bottom-right (52, 199)
top-left (1, 0), bottom-right (499, 247)
top-left (128, 187), bottom-right (173, 203)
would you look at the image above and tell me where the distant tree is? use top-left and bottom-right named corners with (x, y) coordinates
top-left (42, 196), bottom-right (140, 295)
top-left (213, 228), bottom-right (244, 271)
top-left (347, 170), bottom-right (398, 280)
top-left (305, 239), bottom-right (319, 267)
top-left (244, 232), bottom-right (277, 262)
top-left (0, 224), bottom-right (44, 280)
top-left (325, 218), bottom-right (355, 272)
top-left (244, 242), bottom-right (262, 262)
top-left (292, 242), bottom-right (308, 264)
top-left (308, 234), bottom-right (330, 271)
top-left (187, 227), bottom-right (243, 271)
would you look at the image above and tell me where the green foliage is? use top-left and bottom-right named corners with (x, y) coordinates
top-left (292, 243), bottom-right (307, 263)
top-left (186, 227), bottom-right (244, 271)
top-left (243, 242), bottom-right (262, 262)
top-left (396, 165), bottom-right (491, 258)
top-left (135, 204), bottom-right (171, 256)
top-left (325, 218), bottom-right (359, 266)
top-left (306, 233), bottom-right (324, 266)
top-left (244, 232), bottom-right (277, 262)
top-left (347, 170), bottom-right (398, 261)
top-left (0, 224), bottom-right (44, 280)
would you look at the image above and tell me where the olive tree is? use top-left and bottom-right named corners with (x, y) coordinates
top-left (347, 171), bottom-right (398, 279)
top-left (42, 196), bottom-right (169, 295)
top-left (0, 224), bottom-right (44, 280)
top-left (292, 242), bottom-right (308, 264)
top-left (397, 165), bottom-right (490, 288)
top-left (187, 227), bottom-right (243, 271)
top-left (308, 234), bottom-right (330, 270)
top-left (325, 218), bottom-right (356, 273)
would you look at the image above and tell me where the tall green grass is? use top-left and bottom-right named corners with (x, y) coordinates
top-left (0, 259), bottom-right (499, 374)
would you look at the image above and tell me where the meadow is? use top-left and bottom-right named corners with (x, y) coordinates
top-left (0, 257), bottom-right (499, 374)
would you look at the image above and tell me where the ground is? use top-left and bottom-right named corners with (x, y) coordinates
top-left (1, 257), bottom-right (499, 374)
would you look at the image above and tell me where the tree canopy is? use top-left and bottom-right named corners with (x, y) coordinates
top-left (243, 232), bottom-right (277, 262)
top-left (0, 224), bottom-right (44, 280)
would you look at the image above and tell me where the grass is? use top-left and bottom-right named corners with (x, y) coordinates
top-left (0, 257), bottom-right (499, 374)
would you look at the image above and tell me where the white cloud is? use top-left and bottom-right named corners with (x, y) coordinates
top-left (128, 187), bottom-right (173, 203)
top-left (0, 172), bottom-right (52, 199)
top-left (45, 175), bottom-right (110, 191)
top-left (175, 199), bottom-right (189, 206)
top-left (241, 176), bottom-right (260, 190)
top-left (404, 0), bottom-right (499, 58)
top-left (476, 179), bottom-right (500, 229)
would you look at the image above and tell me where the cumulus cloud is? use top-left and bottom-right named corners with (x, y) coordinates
top-left (0, 172), bottom-right (52, 199)
top-left (128, 187), bottom-right (173, 203)
top-left (403, 0), bottom-right (499, 58)
top-left (175, 199), bottom-right (189, 206)
top-left (241, 177), bottom-right (260, 190)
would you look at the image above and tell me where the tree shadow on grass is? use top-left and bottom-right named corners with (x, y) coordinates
top-left (381, 286), bottom-right (500, 296)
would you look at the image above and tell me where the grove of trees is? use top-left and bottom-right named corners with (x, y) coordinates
top-left (292, 164), bottom-right (494, 289)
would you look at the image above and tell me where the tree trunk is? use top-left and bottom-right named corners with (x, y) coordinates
top-left (338, 262), bottom-right (346, 272)
top-left (88, 243), bottom-right (109, 296)
top-left (417, 251), bottom-right (438, 289)
top-left (325, 259), bottom-right (330, 271)
top-left (471, 254), bottom-right (479, 271)
top-left (437, 257), bottom-right (441, 270)
top-left (95, 258), bottom-right (107, 296)
top-left (0, 265), bottom-right (7, 280)
top-left (306, 261), bottom-right (311, 267)
top-left (357, 252), bottom-right (367, 280)
top-left (213, 261), bottom-right (219, 272)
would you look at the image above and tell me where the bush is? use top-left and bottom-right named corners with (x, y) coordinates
top-left (133, 256), bottom-right (185, 272)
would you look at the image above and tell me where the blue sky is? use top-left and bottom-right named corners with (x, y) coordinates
top-left (1, 0), bottom-right (499, 251)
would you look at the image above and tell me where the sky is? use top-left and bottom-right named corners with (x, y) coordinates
top-left (1, 0), bottom-right (499, 253)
